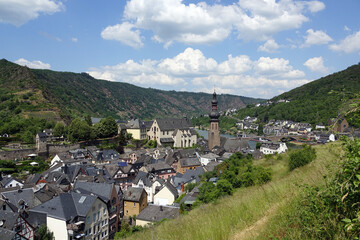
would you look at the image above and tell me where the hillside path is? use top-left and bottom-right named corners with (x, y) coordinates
top-left (231, 200), bottom-right (287, 240)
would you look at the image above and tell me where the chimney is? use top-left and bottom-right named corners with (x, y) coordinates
top-left (181, 181), bottom-right (185, 192)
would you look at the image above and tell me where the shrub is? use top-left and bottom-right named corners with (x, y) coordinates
top-left (289, 145), bottom-right (316, 170)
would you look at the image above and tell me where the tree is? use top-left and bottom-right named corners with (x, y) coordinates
top-left (53, 122), bottom-right (65, 137)
top-left (36, 224), bottom-right (54, 240)
top-left (216, 179), bottom-right (234, 196)
top-left (93, 116), bottom-right (118, 139)
top-left (22, 130), bottom-right (34, 143)
top-left (85, 114), bottom-right (92, 126)
top-left (67, 118), bottom-right (92, 142)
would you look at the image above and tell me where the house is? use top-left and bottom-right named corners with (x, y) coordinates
top-left (260, 142), bottom-right (288, 155)
top-left (0, 211), bottom-right (35, 240)
top-left (177, 158), bottom-right (201, 174)
top-left (124, 119), bottom-right (147, 140)
top-left (105, 164), bottom-right (138, 190)
top-left (140, 163), bottom-right (176, 180)
top-left (0, 177), bottom-right (23, 189)
top-left (132, 171), bottom-right (163, 203)
top-left (30, 192), bottom-right (109, 240)
top-left (136, 205), bottom-right (179, 227)
top-left (73, 181), bottom-right (121, 238)
top-left (33, 183), bottom-right (63, 204)
top-left (153, 182), bottom-right (178, 205)
top-left (1, 187), bottom-right (41, 211)
top-left (315, 133), bottom-right (336, 143)
top-left (199, 153), bottom-right (220, 166)
top-left (89, 149), bottom-right (120, 164)
top-left (123, 187), bottom-right (148, 217)
top-left (147, 118), bottom-right (197, 147)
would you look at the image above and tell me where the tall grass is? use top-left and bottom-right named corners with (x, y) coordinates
top-left (126, 142), bottom-right (343, 240)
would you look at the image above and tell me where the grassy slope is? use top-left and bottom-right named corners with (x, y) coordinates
top-left (127, 142), bottom-right (343, 240)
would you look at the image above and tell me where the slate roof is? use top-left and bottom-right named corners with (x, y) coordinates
top-left (33, 183), bottom-right (63, 203)
top-left (201, 153), bottom-right (220, 159)
top-left (92, 149), bottom-right (120, 162)
top-left (0, 211), bottom-right (19, 230)
top-left (73, 181), bottom-right (114, 202)
top-left (1, 188), bottom-right (38, 210)
top-left (123, 187), bottom-right (145, 202)
top-left (30, 192), bottom-right (98, 221)
top-left (203, 161), bottom-right (221, 173)
top-left (125, 119), bottom-right (146, 129)
top-left (155, 118), bottom-right (193, 131)
top-left (144, 163), bottom-right (173, 172)
top-left (179, 158), bottom-right (201, 167)
top-left (136, 204), bottom-right (179, 223)
top-left (160, 138), bottom-right (174, 144)
top-left (144, 121), bottom-right (154, 130)
top-left (0, 227), bottom-right (16, 240)
top-left (133, 171), bottom-right (154, 187)
top-left (104, 164), bottom-right (119, 177)
top-left (182, 167), bottom-right (204, 183)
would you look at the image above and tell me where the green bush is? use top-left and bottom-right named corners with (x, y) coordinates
top-left (289, 145), bottom-right (316, 170)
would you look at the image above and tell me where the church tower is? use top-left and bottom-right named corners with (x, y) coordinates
top-left (208, 91), bottom-right (220, 150)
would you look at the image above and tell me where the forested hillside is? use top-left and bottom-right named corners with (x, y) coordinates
top-left (235, 63), bottom-right (360, 125)
top-left (0, 59), bottom-right (263, 120)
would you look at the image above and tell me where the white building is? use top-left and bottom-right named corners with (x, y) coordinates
top-left (260, 142), bottom-right (288, 155)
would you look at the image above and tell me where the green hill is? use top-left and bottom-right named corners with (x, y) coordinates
top-left (0, 59), bottom-right (263, 121)
top-left (235, 63), bottom-right (360, 125)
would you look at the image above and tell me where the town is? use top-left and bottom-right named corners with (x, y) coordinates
top-left (0, 91), bottom-right (355, 240)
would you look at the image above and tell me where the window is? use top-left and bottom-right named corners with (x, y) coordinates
top-left (124, 202), bottom-right (126, 206)
top-left (3, 205), bottom-right (6, 210)
top-left (103, 208), bottom-right (106, 215)
top-left (126, 210), bottom-right (128, 215)
top-left (93, 213), bottom-right (97, 222)
top-left (86, 216), bottom-right (91, 224)
top-left (97, 212), bottom-right (100, 221)
top-left (133, 202), bottom-right (136, 207)
top-left (93, 225), bottom-right (96, 233)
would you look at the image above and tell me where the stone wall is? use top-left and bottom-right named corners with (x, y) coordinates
top-left (47, 143), bottom-right (81, 156)
top-left (0, 149), bottom-right (37, 160)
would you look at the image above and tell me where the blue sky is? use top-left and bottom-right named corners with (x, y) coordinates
top-left (1, 0), bottom-right (359, 99)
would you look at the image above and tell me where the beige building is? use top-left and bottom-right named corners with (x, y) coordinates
top-left (154, 182), bottom-right (178, 205)
top-left (123, 187), bottom-right (148, 217)
top-left (125, 119), bottom-right (147, 140)
top-left (148, 118), bottom-right (197, 147)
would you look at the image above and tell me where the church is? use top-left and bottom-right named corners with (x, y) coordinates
top-left (208, 91), bottom-right (221, 150)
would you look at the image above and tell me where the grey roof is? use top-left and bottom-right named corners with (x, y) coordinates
top-left (0, 211), bottom-right (19, 230)
top-left (155, 118), bottom-right (193, 131)
top-left (203, 161), bottom-right (221, 172)
top-left (92, 149), bottom-right (120, 162)
top-left (136, 205), bottom-right (179, 223)
top-left (182, 167), bottom-right (204, 183)
top-left (144, 121), bottom-right (154, 130)
top-left (179, 158), bottom-right (201, 167)
top-left (201, 153), bottom-right (220, 159)
top-left (104, 164), bottom-right (119, 177)
top-left (123, 187), bottom-right (145, 202)
top-left (34, 183), bottom-right (63, 203)
top-left (126, 119), bottom-right (146, 129)
top-left (160, 138), bottom-right (174, 144)
top-left (73, 181), bottom-right (114, 202)
top-left (0, 227), bottom-right (16, 240)
top-left (144, 163), bottom-right (173, 172)
top-left (91, 117), bottom-right (102, 125)
top-left (1, 188), bottom-right (38, 210)
top-left (133, 171), bottom-right (154, 187)
top-left (30, 192), bottom-right (98, 221)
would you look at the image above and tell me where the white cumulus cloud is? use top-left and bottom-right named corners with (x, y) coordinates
top-left (304, 56), bottom-right (328, 74)
top-left (102, 0), bottom-right (325, 48)
top-left (302, 29), bottom-right (333, 46)
top-left (88, 48), bottom-right (308, 98)
top-left (258, 39), bottom-right (280, 53)
top-left (101, 22), bottom-right (144, 48)
top-left (0, 0), bottom-right (64, 26)
top-left (330, 30), bottom-right (360, 54)
top-left (15, 58), bottom-right (51, 69)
